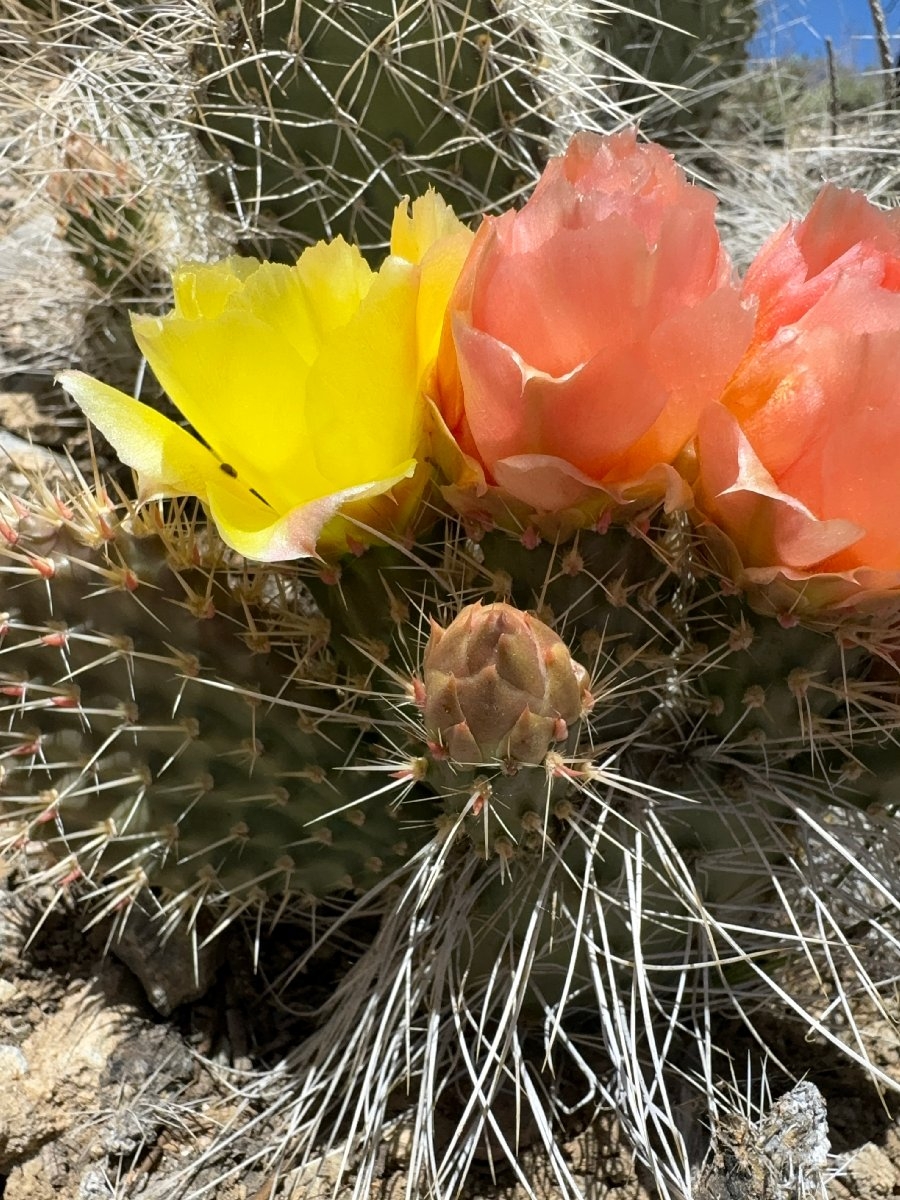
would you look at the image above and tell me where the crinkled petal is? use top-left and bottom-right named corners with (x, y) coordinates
top-left (743, 186), bottom-right (900, 343)
top-left (697, 403), bottom-right (863, 572)
top-left (415, 233), bottom-right (475, 372)
top-left (491, 455), bottom-right (602, 511)
top-left (611, 286), bottom-right (754, 481)
top-left (796, 184), bottom-right (900, 281)
top-left (171, 257), bottom-right (261, 320)
top-left (472, 216), bottom-right (652, 376)
top-left (454, 321), bottom-right (670, 483)
top-left (493, 454), bottom-right (690, 514)
top-left (390, 190), bottom-right (471, 264)
top-left (391, 192), bottom-right (474, 369)
top-left (291, 237), bottom-right (375, 344)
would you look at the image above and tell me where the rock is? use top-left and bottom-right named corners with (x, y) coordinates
top-left (108, 906), bottom-right (224, 1015)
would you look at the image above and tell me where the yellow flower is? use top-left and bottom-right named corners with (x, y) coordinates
top-left (59, 192), bottom-right (473, 560)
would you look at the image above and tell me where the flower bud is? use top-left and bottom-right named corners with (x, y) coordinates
top-left (422, 602), bottom-right (590, 765)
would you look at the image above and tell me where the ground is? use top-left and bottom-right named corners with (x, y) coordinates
top-left (1, 855), bottom-right (899, 1199)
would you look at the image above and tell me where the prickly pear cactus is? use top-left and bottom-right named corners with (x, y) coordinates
top-left (193, 0), bottom-right (549, 259)
top-left (2, 465), bottom-right (898, 1200)
top-left (0, 485), bottom-right (424, 924)
top-left (598, 0), bottom-right (758, 137)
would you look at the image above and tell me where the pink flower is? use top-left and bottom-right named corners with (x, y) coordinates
top-left (695, 185), bottom-right (900, 611)
top-left (433, 130), bottom-right (753, 526)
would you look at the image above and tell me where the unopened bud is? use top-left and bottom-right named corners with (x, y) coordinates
top-left (422, 601), bottom-right (590, 765)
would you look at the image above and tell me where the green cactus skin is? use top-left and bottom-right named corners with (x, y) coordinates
top-left (193, 0), bottom-right (548, 258)
top-left (406, 592), bottom-right (789, 969)
top-left (303, 518), bottom-right (682, 854)
top-left (0, 487), bottom-right (426, 924)
top-left (598, 0), bottom-right (758, 138)
top-left (825, 740), bottom-right (900, 815)
top-left (686, 582), bottom-right (871, 761)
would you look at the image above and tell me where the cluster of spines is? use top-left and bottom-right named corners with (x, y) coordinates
top-left (0, 483), bottom-right (428, 936)
top-left (4, 476), bottom-right (900, 1200)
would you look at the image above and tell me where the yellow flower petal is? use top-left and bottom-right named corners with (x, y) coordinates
top-left (305, 257), bottom-right (422, 485)
top-left (416, 230), bottom-right (475, 371)
top-left (390, 190), bottom-right (470, 264)
top-left (171, 257), bottom-right (261, 320)
top-left (292, 237), bottom-right (374, 341)
top-left (57, 369), bottom-right (219, 497)
top-left (205, 459), bottom-right (417, 561)
top-left (131, 308), bottom-right (324, 512)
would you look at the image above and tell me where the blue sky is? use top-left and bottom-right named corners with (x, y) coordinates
top-left (751, 0), bottom-right (900, 67)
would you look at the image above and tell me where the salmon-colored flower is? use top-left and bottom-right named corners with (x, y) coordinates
top-left (695, 185), bottom-right (900, 612)
top-left (60, 193), bottom-right (473, 561)
top-left (433, 130), bottom-right (753, 528)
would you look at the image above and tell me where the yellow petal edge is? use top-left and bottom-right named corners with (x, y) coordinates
top-left (59, 192), bottom-right (473, 562)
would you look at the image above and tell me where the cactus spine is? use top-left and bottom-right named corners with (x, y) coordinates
top-left (0, 485), bottom-right (425, 931)
top-left (597, 0), bottom-right (759, 138)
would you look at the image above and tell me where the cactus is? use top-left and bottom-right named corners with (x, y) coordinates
top-left (191, 0), bottom-right (761, 261)
top-left (227, 527), bottom-right (900, 1198)
top-left (8, 22), bottom-right (900, 1192)
top-left (192, 0), bottom-right (550, 260)
top-left (597, 0), bottom-right (759, 139)
top-left (195, 611), bottom-right (897, 1200)
top-left (1, 0), bottom-right (230, 389)
top-left (418, 599), bottom-right (594, 852)
top-left (192, 0), bottom-right (760, 263)
top-left (0, 483), bottom-right (427, 934)
top-left (3, 466), bottom-right (900, 1200)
